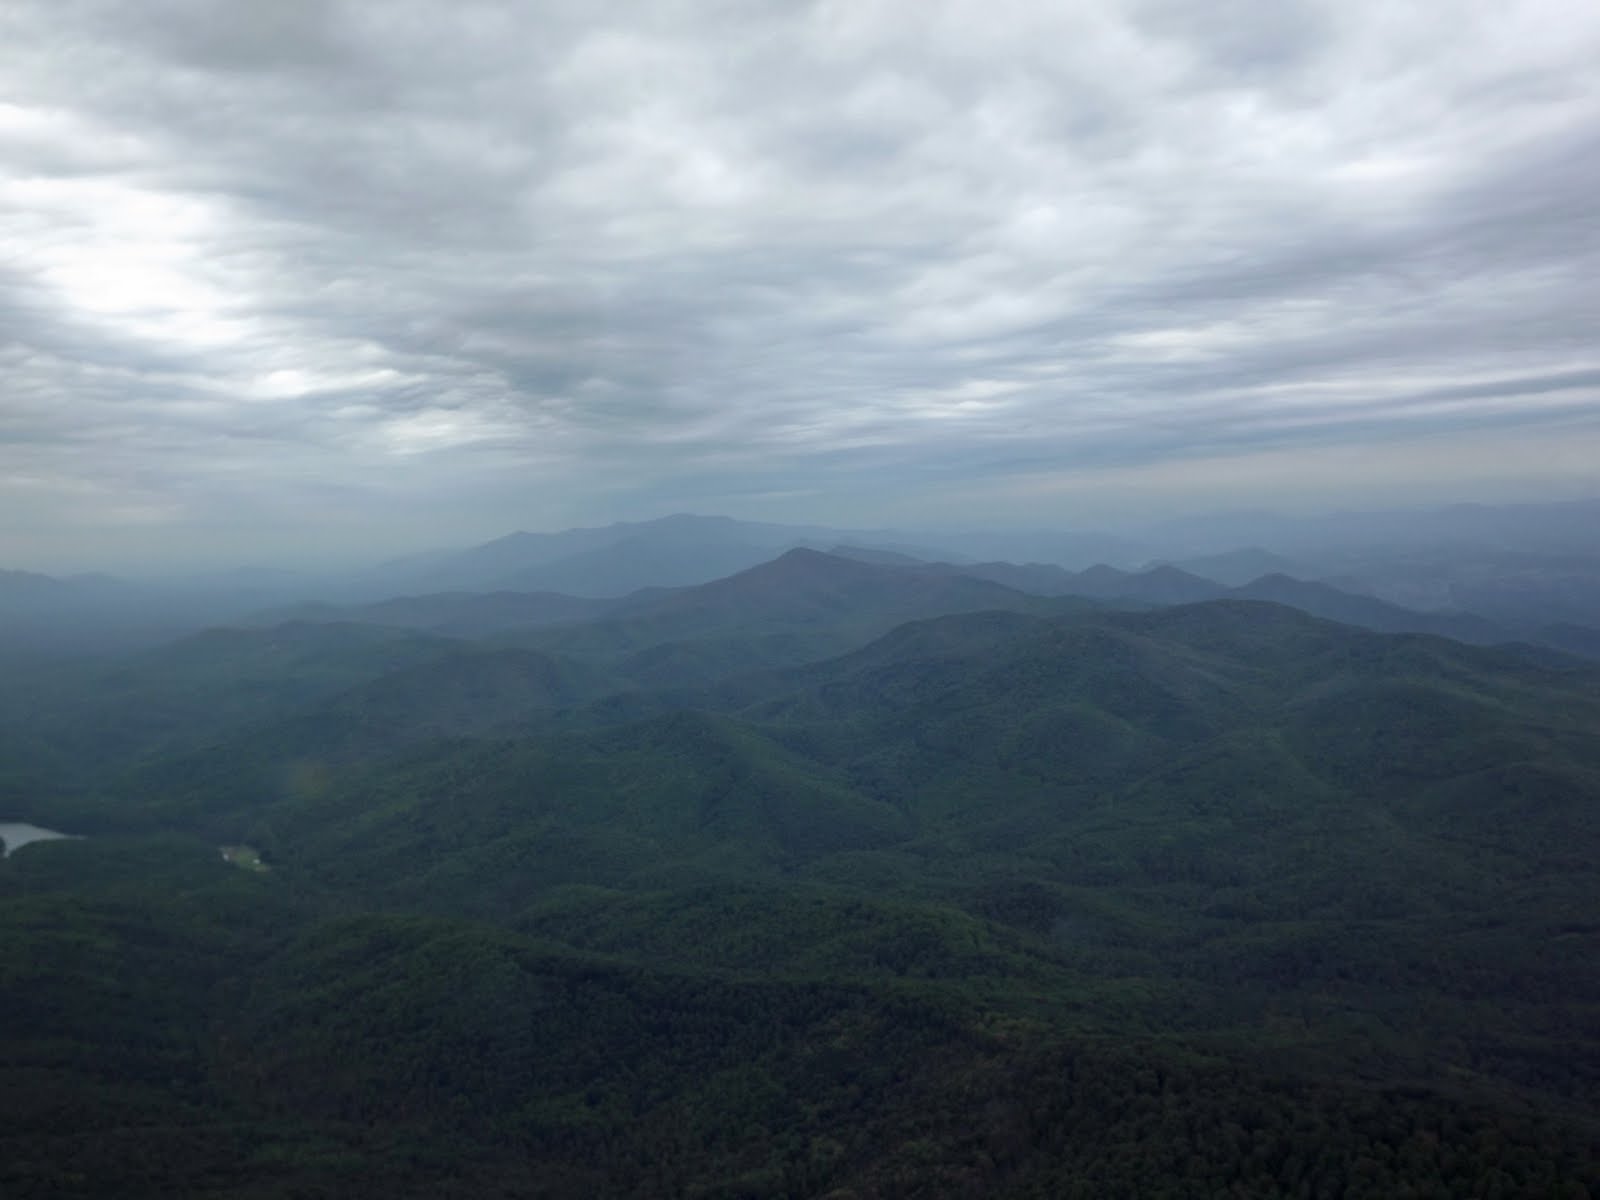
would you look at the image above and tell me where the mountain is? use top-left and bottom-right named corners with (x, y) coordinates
top-left (22, 543), bottom-right (1591, 834)
top-left (1086, 563), bottom-right (1226, 604)
top-left (917, 527), bottom-right (1152, 569)
top-left (1164, 546), bottom-right (1312, 586)
top-left (6, 590), bottom-right (1600, 1195)
top-left (253, 543), bottom-right (1599, 682)
top-left (371, 513), bottom-right (954, 597)
top-left (1232, 572), bottom-right (1515, 645)
top-left (1443, 565), bottom-right (1600, 630)
top-left (490, 531), bottom-right (779, 595)
top-left (822, 543), bottom-right (932, 567)
top-left (0, 566), bottom-right (335, 661)
top-left (946, 559), bottom-right (1585, 658)
top-left (357, 513), bottom-right (1159, 598)
top-left (315, 646), bottom-right (606, 737)
top-left (951, 561), bottom-right (1226, 604)
top-left (940, 559), bottom-right (1084, 594)
top-left (1, 621), bottom-right (466, 786)
top-left (509, 547), bottom-right (1076, 668)
top-left (252, 589), bottom-right (613, 637)
top-left (128, 601), bottom-right (1600, 1065)
top-left (1533, 621), bottom-right (1600, 660)
top-left (1139, 496), bottom-right (1600, 558)
top-left (0, 567), bottom-right (70, 600)
top-left (108, 646), bottom-right (617, 827)
top-left (53, 551), bottom-right (1071, 811)
top-left (11, 525), bottom-right (1600, 1196)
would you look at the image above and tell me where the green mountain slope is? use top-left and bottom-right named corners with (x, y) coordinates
top-left (4, 596), bottom-right (1600, 1195)
top-left (0, 621), bottom-right (467, 789)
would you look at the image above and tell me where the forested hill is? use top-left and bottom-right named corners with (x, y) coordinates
top-left (232, 546), bottom-right (1600, 665)
top-left (3, 585), bottom-right (1599, 1196)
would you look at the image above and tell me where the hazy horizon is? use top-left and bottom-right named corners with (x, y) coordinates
top-left (7, 492), bottom-right (1600, 579)
top-left (5, 1), bottom-right (1600, 572)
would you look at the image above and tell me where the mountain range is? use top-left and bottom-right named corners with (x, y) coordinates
top-left (8, 505), bottom-right (1597, 659)
top-left (242, 547), bottom-right (1599, 665)
top-left (3, 512), bottom-right (1600, 1195)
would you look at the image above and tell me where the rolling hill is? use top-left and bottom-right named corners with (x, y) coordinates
top-left (5, 547), bottom-right (1600, 1196)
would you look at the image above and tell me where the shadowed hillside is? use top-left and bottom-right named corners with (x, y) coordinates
top-left (4, 580), bottom-right (1600, 1197)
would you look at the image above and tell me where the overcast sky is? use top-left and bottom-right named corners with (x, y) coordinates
top-left (4, 0), bottom-right (1599, 569)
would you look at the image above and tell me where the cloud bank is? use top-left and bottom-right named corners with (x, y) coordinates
top-left (4, 0), bottom-right (1599, 567)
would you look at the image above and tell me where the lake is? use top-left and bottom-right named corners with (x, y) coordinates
top-left (0, 821), bottom-right (77, 856)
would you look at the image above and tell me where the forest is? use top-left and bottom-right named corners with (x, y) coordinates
top-left (2, 550), bottom-right (1598, 1196)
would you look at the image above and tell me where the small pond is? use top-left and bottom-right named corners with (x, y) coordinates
top-left (0, 822), bottom-right (78, 857)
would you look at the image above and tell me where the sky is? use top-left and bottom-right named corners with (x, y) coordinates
top-left (3, 0), bottom-right (1600, 570)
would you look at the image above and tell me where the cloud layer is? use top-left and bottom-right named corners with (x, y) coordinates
top-left (4, 0), bottom-right (1599, 566)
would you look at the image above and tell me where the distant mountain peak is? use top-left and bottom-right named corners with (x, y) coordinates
top-left (0, 567), bottom-right (63, 589)
top-left (1139, 564), bottom-right (1209, 584)
top-left (716, 546), bottom-right (879, 588)
top-left (1243, 572), bottom-right (1334, 594)
top-left (825, 544), bottom-right (928, 567)
top-left (1076, 564), bottom-right (1131, 585)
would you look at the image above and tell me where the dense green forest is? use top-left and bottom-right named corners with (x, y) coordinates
top-left (3, 554), bottom-right (1598, 1196)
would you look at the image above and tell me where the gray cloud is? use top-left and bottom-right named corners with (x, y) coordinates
top-left (3, 0), bottom-right (1599, 568)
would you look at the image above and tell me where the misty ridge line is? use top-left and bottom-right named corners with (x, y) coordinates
top-left (5, 504), bottom-right (1600, 667)
top-left (9, 496), bottom-right (1600, 581)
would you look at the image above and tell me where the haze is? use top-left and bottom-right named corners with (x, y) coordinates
top-left (4, 0), bottom-right (1599, 573)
